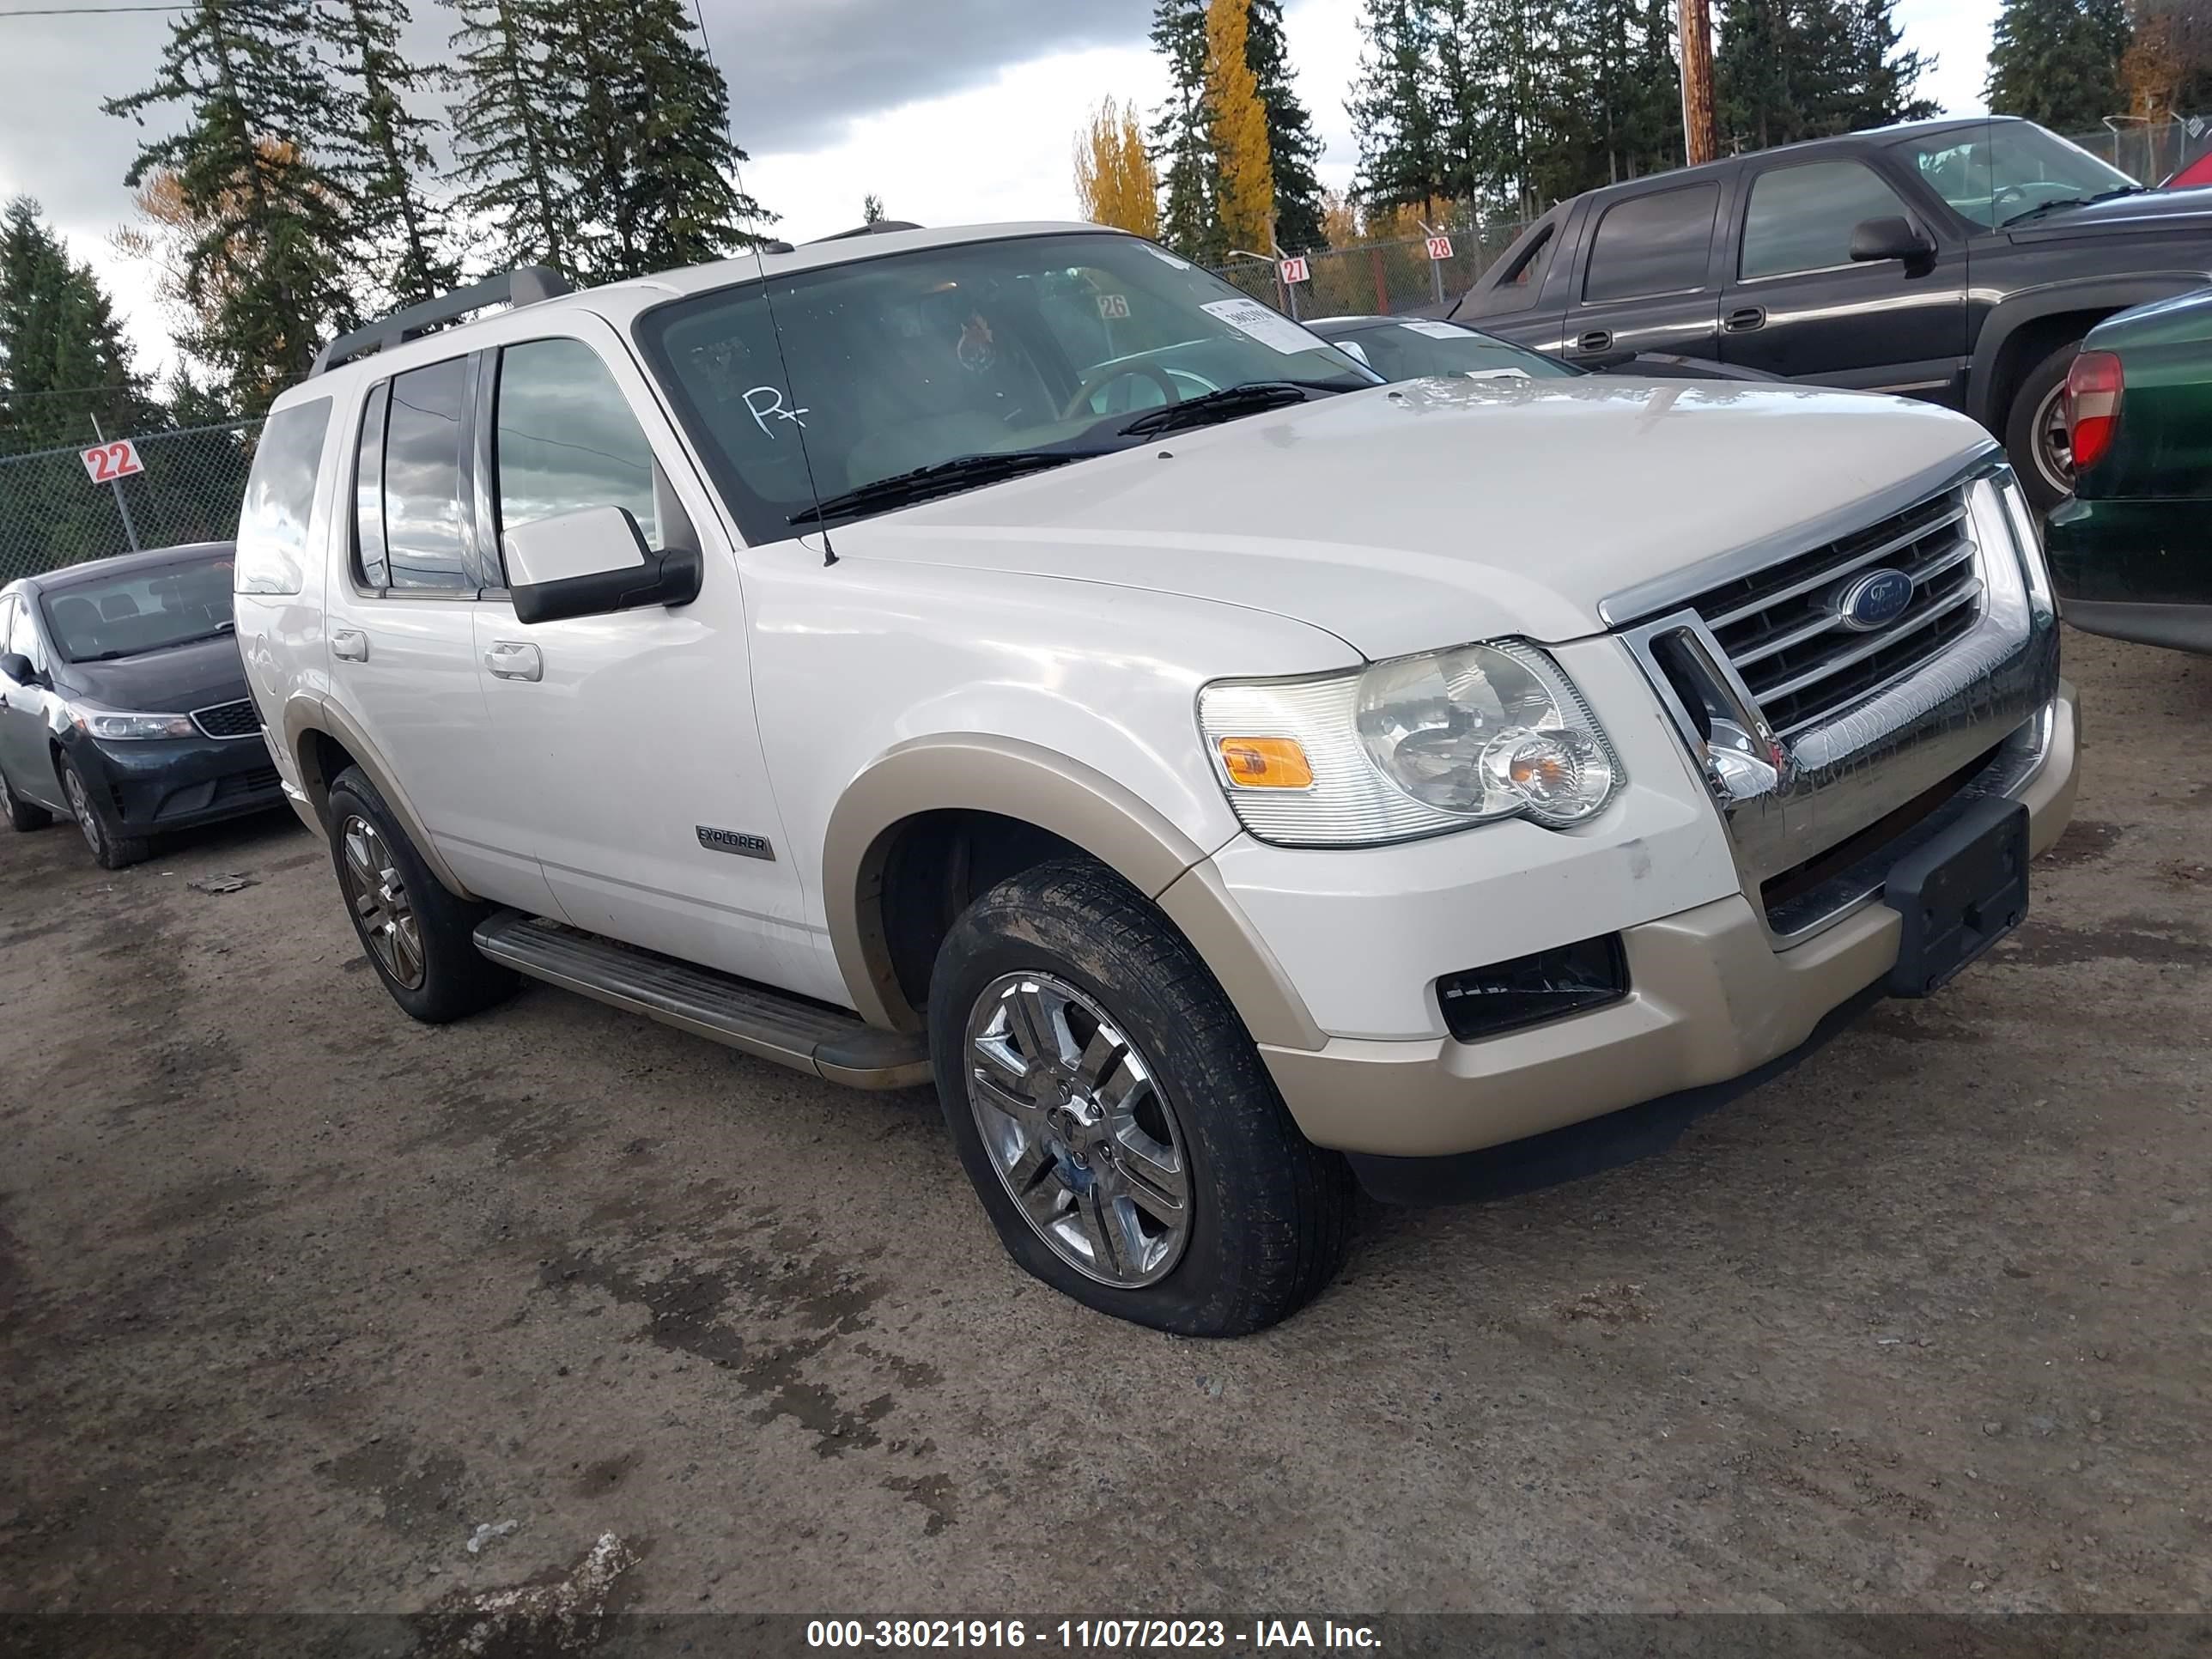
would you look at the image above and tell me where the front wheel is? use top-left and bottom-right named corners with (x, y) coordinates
top-left (59, 757), bottom-right (146, 869)
top-left (927, 857), bottom-right (1354, 1335)
top-left (2004, 340), bottom-right (2081, 513)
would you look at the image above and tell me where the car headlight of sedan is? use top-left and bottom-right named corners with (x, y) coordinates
top-left (1199, 640), bottom-right (1623, 847)
top-left (70, 707), bottom-right (198, 741)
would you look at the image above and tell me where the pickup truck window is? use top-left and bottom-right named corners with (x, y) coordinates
top-left (1583, 183), bottom-right (1720, 302)
top-left (1741, 161), bottom-right (1913, 279)
top-left (494, 338), bottom-right (659, 549)
top-left (380, 356), bottom-right (474, 592)
top-left (635, 231), bottom-right (1373, 541)
top-left (1894, 122), bottom-right (2137, 229)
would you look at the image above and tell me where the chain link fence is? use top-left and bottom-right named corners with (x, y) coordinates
top-left (1210, 220), bottom-right (1534, 322)
top-left (0, 418), bottom-right (262, 585)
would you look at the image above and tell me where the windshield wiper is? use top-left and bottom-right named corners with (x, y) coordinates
top-left (787, 450), bottom-right (1098, 527)
top-left (70, 622), bottom-right (236, 663)
top-left (2002, 185), bottom-right (2146, 227)
top-left (1117, 380), bottom-right (1330, 438)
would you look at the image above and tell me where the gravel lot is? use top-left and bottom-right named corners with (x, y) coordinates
top-left (2, 629), bottom-right (2208, 1632)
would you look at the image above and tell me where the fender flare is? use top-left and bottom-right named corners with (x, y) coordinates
top-left (1967, 271), bottom-right (2211, 428)
top-left (282, 691), bottom-right (476, 900)
top-left (822, 733), bottom-right (1326, 1052)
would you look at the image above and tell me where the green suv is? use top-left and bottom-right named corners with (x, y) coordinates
top-left (2047, 289), bottom-right (2212, 654)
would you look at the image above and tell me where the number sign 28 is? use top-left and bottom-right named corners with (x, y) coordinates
top-left (81, 441), bottom-right (144, 484)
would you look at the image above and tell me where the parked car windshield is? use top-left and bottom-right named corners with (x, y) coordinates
top-left (1316, 319), bottom-right (1577, 382)
top-left (39, 551), bottom-right (236, 663)
top-left (636, 231), bottom-right (1376, 538)
top-left (1894, 122), bottom-right (2139, 228)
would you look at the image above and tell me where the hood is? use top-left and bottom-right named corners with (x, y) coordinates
top-left (2007, 185), bottom-right (2212, 242)
top-left (831, 378), bottom-right (1993, 659)
top-left (55, 633), bottom-right (251, 717)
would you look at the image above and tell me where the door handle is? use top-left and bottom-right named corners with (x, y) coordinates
top-left (1575, 329), bottom-right (1613, 353)
top-left (331, 629), bottom-right (368, 663)
top-left (484, 641), bottom-right (544, 683)
top-left (1725, 306), bottom-right (1767, 333)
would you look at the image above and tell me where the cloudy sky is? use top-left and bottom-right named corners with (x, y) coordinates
top-left (0, 0), bottom-right (1999, 377)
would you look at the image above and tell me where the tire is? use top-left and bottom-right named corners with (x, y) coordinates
top-left (0, 763), bottom-right (52, 832)
top-left (325, 764), bottom-right (516, 1024)
top-left (927, 855), bottom-right (1354, 1335)
top-left (2004, 340), bottom-right (2081, 514)
top-left (58, 756), bottom-right (147, 870)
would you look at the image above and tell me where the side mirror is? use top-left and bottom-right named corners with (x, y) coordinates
top-left (0, 651), bottom-right (36, 685)
top-left (504, 506), bottom-right (702, 626)
top-left (1849, 216), bottom-right (1936, 265)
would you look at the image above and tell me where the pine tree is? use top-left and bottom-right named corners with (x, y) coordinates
top-left (1207, 0), bottom-right (1276, 254)
top-left (1717, 0), bottom-right (1801, 149)
top-left (106, 0), bottom-right (356, 410)
top-left (1244, 1), bottom-right (1327, 249)
top-left (555, 0), bottom-right (769, 282)
top-left (0, 198), bottom-right (155, 453)
top-left (448, 0), bottom-right (580, 272)
top-left (1987, 0), bottom-right (2130, 130)
top-left (1150, 0), bottom-right (1215, 258)
top-left (1348, 0), bottom-right (1452, 213)
top-left (322, 0), bottom-right (460, 308)
top-left (1717, 0), bottom-right (1930, 149)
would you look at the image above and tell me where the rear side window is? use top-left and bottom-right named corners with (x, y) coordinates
top-left (1583, 183), bottom-right (1720, 302)
top-left (379, 357), bottom-right (473, 592)
top-left (1740, 161), bottom-right (1912, 279)
top-left (493, 338), bottom-right (659, 549)
top-left (235, 396), bottom-right (331, 596)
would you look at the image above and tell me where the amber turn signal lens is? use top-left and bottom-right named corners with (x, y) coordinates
top-left (1217, 736), bottom-right (1314, 789)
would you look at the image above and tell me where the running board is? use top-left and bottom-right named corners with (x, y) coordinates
top-left (472, 912), bottom-right (931, 1090)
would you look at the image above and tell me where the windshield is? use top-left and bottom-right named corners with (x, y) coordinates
top-left (635, 232), bottom-right (1376, 538)
top-left (1893, 121), bottom-right (2139, 229)
top-left (1324, 319), bottom-right (1575, 382)
top-left (40, 553), bottom-right (235, 663)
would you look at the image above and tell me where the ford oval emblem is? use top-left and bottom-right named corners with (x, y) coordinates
top-left (1835, 567), bottom-right (1915, 632)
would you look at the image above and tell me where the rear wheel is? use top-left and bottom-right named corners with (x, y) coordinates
top-left (59, 757), bottom-right (147, 870)
top-left (0, 764), bottom-right (52, 832)
top-left (927, 856), bottom-right (1354, 1335)
top-left (326, 765), bottom-right (515, 1024)
top-left (2004, 340), bottom-right (2081, 513)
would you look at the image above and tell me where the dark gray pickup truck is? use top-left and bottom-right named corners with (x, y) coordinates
top-left (1454, 114), bottom-right (2212, 509)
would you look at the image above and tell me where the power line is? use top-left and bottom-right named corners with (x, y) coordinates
top-left (0, 3), bottom-right (193, 15)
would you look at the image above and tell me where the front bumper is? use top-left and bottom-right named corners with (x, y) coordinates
top-left (68, 732), bottom-right (286, 833)
top-left (1257, 682), bottom-right (2077, 1172)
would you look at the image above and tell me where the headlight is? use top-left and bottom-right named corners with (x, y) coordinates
top-left (71, 708), bottom-right (198, 740)
top-left (1198, 640), bottom-right (1623, 847)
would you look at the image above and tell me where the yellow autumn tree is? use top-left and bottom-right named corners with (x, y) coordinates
top-left (1073, 98), bottom-right (1161, 238)
top-left (1205, 0), bottom-right (1274, 254)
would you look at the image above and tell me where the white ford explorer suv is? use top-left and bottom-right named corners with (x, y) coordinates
top-left (234, 222), bottom-right (2078, 1334)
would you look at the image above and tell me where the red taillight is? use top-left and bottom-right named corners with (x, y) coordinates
top-left (2066, 350), bottom-right (2124, 473)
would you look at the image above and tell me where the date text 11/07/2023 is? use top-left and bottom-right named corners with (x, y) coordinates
top-left (805, 1620), bottom-right (1383, 1650)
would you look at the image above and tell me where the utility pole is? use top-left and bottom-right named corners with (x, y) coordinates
top-left (1678, 0), bottom-right (1719, 167)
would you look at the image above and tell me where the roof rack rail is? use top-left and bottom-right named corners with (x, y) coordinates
top-left (806, 221), bottom-right (923, 244)
top-left (308, 266), bottom-right (573, 376)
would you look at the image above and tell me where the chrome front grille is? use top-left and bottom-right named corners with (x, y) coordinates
top-left (192, 699), bottom-right (261, 740)
top-left (1683, 489), bottom-right (1983, 737)
top-left (1612, 454), bottom-right (2063, 945)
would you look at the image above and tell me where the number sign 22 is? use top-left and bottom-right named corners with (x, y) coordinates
top-left (81, 441), bottom-right (144, 484)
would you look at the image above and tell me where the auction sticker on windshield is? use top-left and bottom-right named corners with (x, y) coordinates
top-left (1201, 298), bottom-right (1321, 356)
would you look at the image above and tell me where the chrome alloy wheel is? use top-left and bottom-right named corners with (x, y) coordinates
top-left (62, 766), bottom-right (100, 852)
top-left (2032, 378), bottom-right (2075, 499)
top-left (338, 815), bottom-right (425, 990)
top-left (963, 971), bottom-right (1192, 1288)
